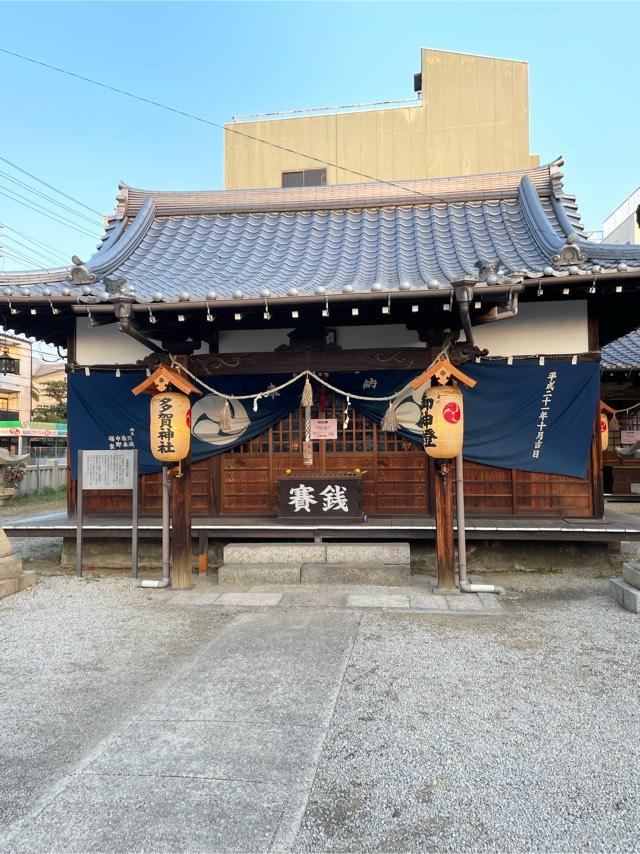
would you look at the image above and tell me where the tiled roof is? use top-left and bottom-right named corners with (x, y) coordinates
top-left (602, 330), bottom-right (640, 370)
top-left (2, 158), bottom-right (640, 306)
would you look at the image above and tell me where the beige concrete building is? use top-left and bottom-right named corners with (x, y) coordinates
top-left (224, 48), bottom-right (539, 190)
top-left (0, 335), bottom-right (31, 422)
top-left (32, 359), bottom-right (66, 411)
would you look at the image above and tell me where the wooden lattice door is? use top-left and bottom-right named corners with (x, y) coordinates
top-left (220, 391), bottom-right (430, 515)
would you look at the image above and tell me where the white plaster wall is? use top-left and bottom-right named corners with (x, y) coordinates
top-left (75, 319), bottom-right (210, 364)
top-left (471, 300), bottom-right (589, 356)
top-left (76, 306), bottom-right (585, 364)
top-left (218, 324), bottom-right (423, 353)
top-left (219, 328), bottom-right (293, 353)
top-left (75, 318), bottom-right (153, 364)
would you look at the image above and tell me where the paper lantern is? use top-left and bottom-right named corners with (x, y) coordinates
top-left (421, 385), bottom-right (464, 459)
top-left (150, 392), bottom-right (191, 463)
top-left (600, 412), bottom-right (609, 452)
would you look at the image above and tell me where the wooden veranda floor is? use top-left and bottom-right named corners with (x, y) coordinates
top-left (4, 508), bottom-right (640, 542)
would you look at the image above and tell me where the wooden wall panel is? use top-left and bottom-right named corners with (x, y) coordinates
top-left (462, 462), bottom-right (513, 514)
top-left (67, 402), bottom-right (599, 519)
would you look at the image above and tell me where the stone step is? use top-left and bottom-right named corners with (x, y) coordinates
top-left (325, 542), bottom-right (410, 565)
top-left (301, 563), bottom-right (410, 585)
top-left (223, 543), bottom-right (325, 565)
top-left (218, 561), bottom-right (411, 586)
top-left (609, 578), bottom-right (640, 614)
top-left (622, 562), bottom-right (640, 591)
top-left (222, 541), bottom-right (410, 567)
top-left (218, 564), bottom-right (301, 585)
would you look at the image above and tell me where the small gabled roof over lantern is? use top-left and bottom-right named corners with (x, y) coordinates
top-left (131, 365), bottom-right (201, 397)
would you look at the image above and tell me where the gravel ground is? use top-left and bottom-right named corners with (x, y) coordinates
top-left (295, 573), bottom-right (640, 852)
top-left (1, 570), bottom-right (639, 852)
top-left (0, 577), bottom-right (234, 829)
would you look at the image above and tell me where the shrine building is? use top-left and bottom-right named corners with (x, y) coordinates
top-left (1, 158), bottom-right (640, 542)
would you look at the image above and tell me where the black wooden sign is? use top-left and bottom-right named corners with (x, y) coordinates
top-left (277, 474), bottom-right (363, 522)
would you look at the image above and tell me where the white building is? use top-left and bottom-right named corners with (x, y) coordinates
top-left (603, 188), bottom-right (640, 244)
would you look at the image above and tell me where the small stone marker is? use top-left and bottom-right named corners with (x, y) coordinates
top-left (0, 528), bottom-right (38, 600)
top-left (609, 561), bottom-right (640, 614)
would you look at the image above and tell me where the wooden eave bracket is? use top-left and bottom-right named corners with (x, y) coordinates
top-left (410, 357), bottom-right (477, 390)
top-left (131, 365), bottom-right (201, 397)
top-left (600, 400), bottom-right (616, 415)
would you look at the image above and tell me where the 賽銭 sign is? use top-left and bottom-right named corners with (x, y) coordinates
top-left (82, 449), bottom-right (136, 490)
top-left (277, 474), bottom-right (362, 521)
top-left (621, 430), bottom-right (640, 444)
top-left (310, 418), bottom-right (338, 440)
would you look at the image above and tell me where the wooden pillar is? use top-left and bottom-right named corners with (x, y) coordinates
top-left (434, 460), bottom-right (456, 590)
top-left (170, 453), bottom-right (192, 589)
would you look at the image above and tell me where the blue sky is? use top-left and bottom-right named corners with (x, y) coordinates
top-left (1, 0), bottom-right (639, 274)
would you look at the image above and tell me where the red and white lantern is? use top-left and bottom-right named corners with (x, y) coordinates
top-left (600, 412), bottom-right (609, 452)
top-left (421, 385), bottom-right (464, 459)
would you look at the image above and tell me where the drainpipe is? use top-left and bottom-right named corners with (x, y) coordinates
top-left (113, 297), bottom-right (167, 355)
top-left (455, 452), bottom-right (505, 596)
top-left (162, 464), bottom-right (170, 581)
top-left (139, 464), bottom-right (171, 589)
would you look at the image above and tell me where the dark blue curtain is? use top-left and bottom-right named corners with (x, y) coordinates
top-left (68, 360), bottom-right (599, 479)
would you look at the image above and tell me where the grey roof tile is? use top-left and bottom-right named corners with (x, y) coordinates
top-left (602, 330), bottom-right (640, 370)
top-left (1, 159), bottom-right (640, 304)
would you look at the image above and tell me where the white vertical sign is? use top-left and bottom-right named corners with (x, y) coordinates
top-left (82, 450), bottom-right (136, 490)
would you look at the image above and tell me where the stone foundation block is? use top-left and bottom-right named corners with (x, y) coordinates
top-left (622, 562), bottom-right (640, 590)
top-left (62, 538), bottom-right (165, 570)
top-left (301, 563), bottom-right (410, 585)
top-left (218, 564), bottom-right (301, 585)
top-left (0, 552), bottom-right (23, 580)
top-left (223, 543), bottom-right (325, 565)
top-left (609, 578), bottom-right (640, 613)
top-left (324, 542), bottom-right (410, 565)
top-left (0, 570), bottom-right (38, 601)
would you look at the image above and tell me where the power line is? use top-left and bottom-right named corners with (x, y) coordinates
top-left (0, 154), bottom-right (103, 217)
top-left (0, 45), bottom-right (448, 204)
top-left (0, 246), bottom-right (49, 268)
top-left (1, 233), bottom-right (63, 267)
top-left (0, 186), bottom-right (101, 239)
top-left (0, 223), bottom-right (70, 262)
top-left (0, 169), bottom-right (102, 226)
top-left (0, 242), bottom-right (49, 267)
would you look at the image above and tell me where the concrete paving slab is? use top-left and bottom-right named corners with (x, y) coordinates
top-left (301, 563), bottom-right (410, 585)
top-left (139, 611), bottom-right (359, 727)
top-left (280, 591), bottom-right (349, 609)
top-left (86, 718), bottom-right (322, 785)
top-left (141, 671), bottom-right (342, 728)
top-left (346, 592), bottom-right (410, 609)
top-left (409, 593), bottom-right (449, 611)
top-left (216, 591), bottom-right (283, 607)
top-left (3, 772), bottom-right (286, 854)
top-left (191, 591), bottom-right (222, 606)
top-left (446, 594), bottom-right (484, 611)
